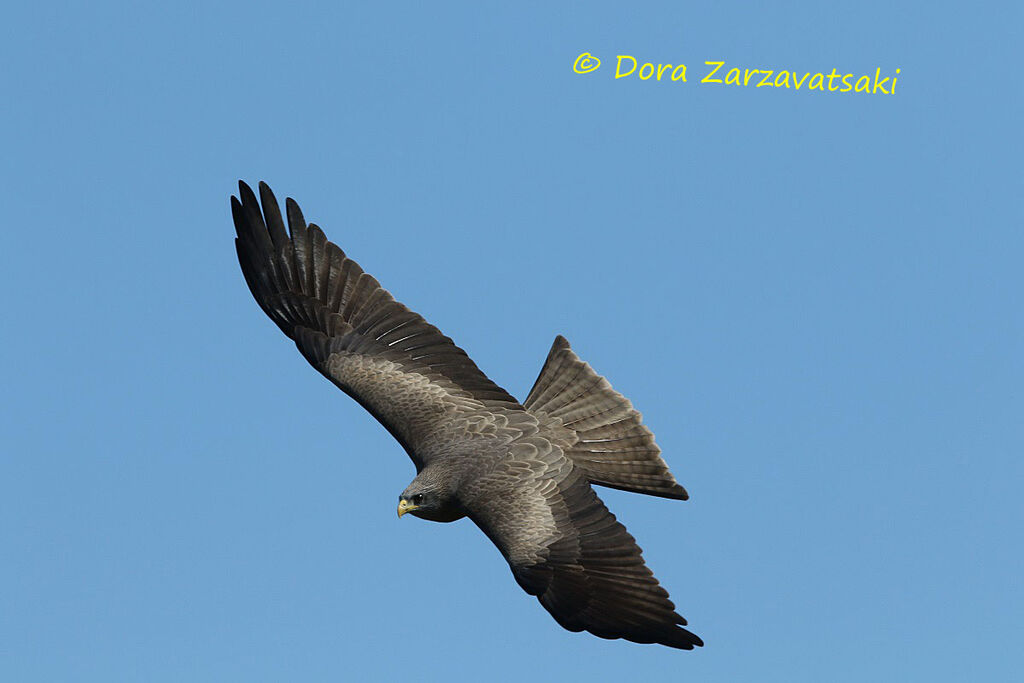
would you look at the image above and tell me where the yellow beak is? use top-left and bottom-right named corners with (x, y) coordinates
top-left (397, 499), bottom-right (419, 518)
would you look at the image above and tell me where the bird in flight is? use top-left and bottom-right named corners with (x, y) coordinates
top-left (231, 181), bottom-right (702, 650)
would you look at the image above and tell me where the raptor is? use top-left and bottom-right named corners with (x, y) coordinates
top-left (231, 181), bottom-right (702, 649)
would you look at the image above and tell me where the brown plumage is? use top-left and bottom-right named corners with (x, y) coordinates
top-left (231, 180), bottom-right (702, 650)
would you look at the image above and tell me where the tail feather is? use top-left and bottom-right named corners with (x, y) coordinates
top-left (524, 336), bottom-right (689, 500)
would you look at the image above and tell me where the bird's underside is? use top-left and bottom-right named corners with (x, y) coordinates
top-left (232, 180), bottom-right (702, 650)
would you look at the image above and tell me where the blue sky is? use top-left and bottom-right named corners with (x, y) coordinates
top-left (2, 2), bottom-right (1020, 681)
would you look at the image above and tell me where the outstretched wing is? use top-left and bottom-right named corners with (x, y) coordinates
top-left (463, 443), bottom-right (702, 650)
top-left (232, 181), bottom-right (521, 466)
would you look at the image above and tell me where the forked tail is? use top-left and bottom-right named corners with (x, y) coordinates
top-left (524, 336), bottom-right (689, 500)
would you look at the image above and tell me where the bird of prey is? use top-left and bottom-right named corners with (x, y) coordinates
top-left (231, 181), bottom-right (703, 650)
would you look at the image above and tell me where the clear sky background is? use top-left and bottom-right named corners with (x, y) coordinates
top-left (2, 2), bottom-right (1020, 681)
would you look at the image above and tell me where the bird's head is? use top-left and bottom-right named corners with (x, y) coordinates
top-left (398, 474), bottom-right (465, 523)
top-left (396, 490), bottom-right (431, 518)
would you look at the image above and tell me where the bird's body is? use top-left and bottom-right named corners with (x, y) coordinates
top-left (232, 181), bottom-right (702, 650)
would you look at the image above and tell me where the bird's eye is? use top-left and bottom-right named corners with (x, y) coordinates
top-left (412, 494), bottom-right (424, 505)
